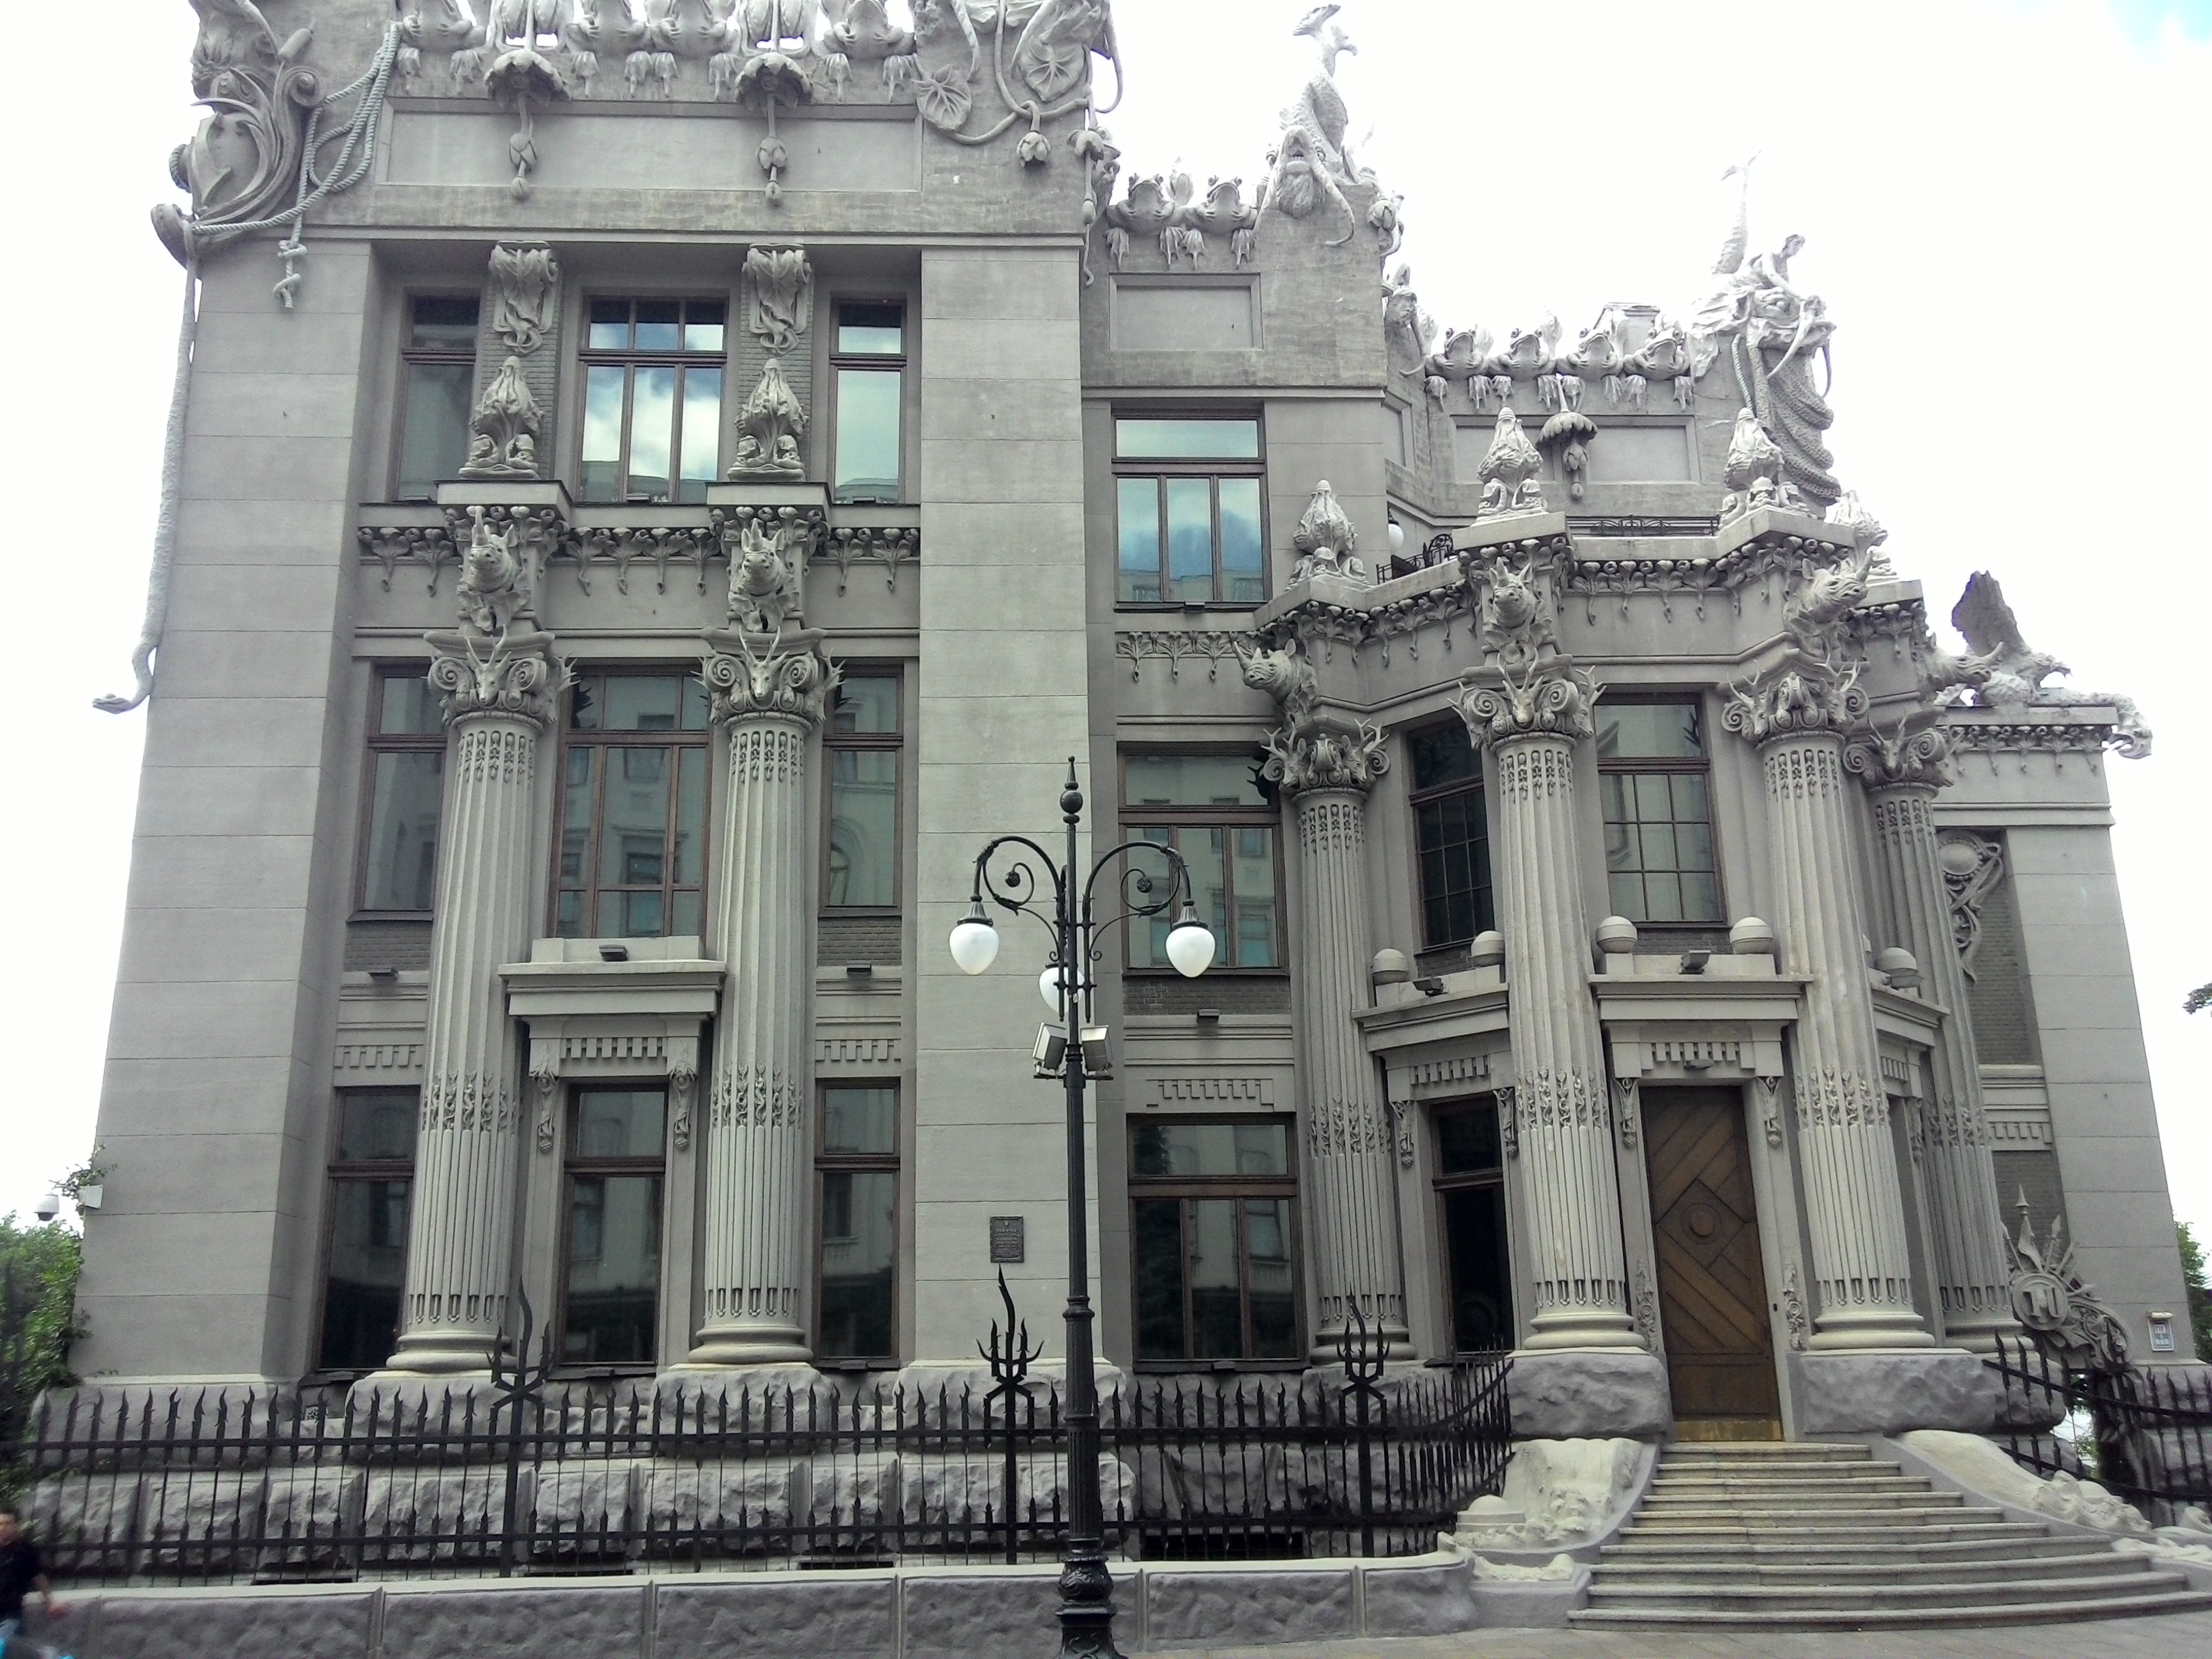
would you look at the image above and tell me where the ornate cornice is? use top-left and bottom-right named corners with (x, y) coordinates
top-left (1459, 658), bottom-right (1600, 746)
top-left (426, 627), bottom-right (563, 730)
top-left (701, 628), bottom-right (837, 727)
top-left (1116, 629), bottom-right (1255, 683)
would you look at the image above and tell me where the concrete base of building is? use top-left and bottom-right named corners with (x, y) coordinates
top-left (1507, 1350), bottom-right (1672, 1439)
top-left (41, 1547), bottom-right (1501, 1658)
top-left (1789, 1347), bottom-right (2003, 1435)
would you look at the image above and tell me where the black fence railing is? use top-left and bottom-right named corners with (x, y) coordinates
top-left (1987, 1334), bottom-right (2212, 1527)
top-left (2, 1325), bottom-right (1509, 1586)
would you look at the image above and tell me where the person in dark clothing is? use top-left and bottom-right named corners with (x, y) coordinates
top-left (0, 1506), bottom-right (63, 1650)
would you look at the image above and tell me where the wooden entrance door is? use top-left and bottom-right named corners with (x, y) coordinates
top-left (1644, 1088), bottom-right (1781, 1425)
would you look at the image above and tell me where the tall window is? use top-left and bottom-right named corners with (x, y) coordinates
top-left (395, 295), bottom-right (479, 501)
top-left (832, 301), bottom-right (905, 504)
top-left (1432, 1100), bottom-right (1513, 1353)
top-left (1596, 701), bottom-right (1722, 925)
top-left (1130, 1118), bottom-right (1300, 1364)
top-left (580, 297), bottom-right (726, 504)
top-left (824, 673), bottom-right (901, 910)
top-left (1123, 754), bottom-right (1281, 969)
top-left (1407, 723), bottom-right (1492, 949)
top-left (817, 1084), bottom-right (899, 1364)
top-left (561, 1087), bottom-right (665, 1366)
top-left (359, 669), bottom-right (445, 914)
top-left (556, 673), bottom-right (710, 939)
top-left (1114, 416), bottom-right (1265, 606)
top-left (318, 1089), bottom-right (417, 1372)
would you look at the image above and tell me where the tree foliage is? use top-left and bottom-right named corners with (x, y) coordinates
top-left (2180, 1222), bottom-right (2212, 1364)
top-left (0, 1216), bottom-right (84, 1439)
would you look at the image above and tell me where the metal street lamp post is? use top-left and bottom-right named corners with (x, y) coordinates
top-left (950, 759), bottom-right (1215, 1657)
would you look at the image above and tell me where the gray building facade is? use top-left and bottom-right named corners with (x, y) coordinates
top-left (78, 0), bottom-right (2189, 1445)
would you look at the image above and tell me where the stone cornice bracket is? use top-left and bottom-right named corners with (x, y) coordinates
top-left (700, 627), bottom-right (838, 728)
top-left (1720, 545), bottom-right (1875, 744)
top-left (1236, 637), bottom-right (1320, 728)
top-left (1459, 657), bottom-right (1600, 748)
top-left (488, 242), bottom-right (559, 353)
top-left (1843, 710), bottom-right (1955, 793)
top-left (714, 504), bottom-right (819, 632)
top-left (1289, 481), bottom-right (1368, 586)
top-left (743, 246), bottom-right (814, 354)
top-left (439, 503), bottom-right (567, 633)
top-left (426, 625), bottom-right (563, 731)
top-left (1460, 532), bottom-right (1574, 676)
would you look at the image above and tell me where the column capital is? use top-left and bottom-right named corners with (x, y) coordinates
top-left (701, 626), bottom-right (838, 728)
top-left (426, 626), bottom-right (562, 731)
top-left (1458, 658), bottom-right (1600, 747)
top-left (1262, 713), bottom-right (1388, 796)
top-left (1844, 710), bottom-right (1956, 792)
top-left (1722, 545), bottom-right (1876, 746)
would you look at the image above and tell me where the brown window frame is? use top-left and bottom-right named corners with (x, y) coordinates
top-left (1429, 1095), bottom-right (1514, 1357)
top-left (1111, 410), bottom-right (1269, 610)
top-left (1405, 720), bottom-right (1493, 950)
top-left (577, 294), bottom-right (729, 506)
top-left (821, 666), bottom-right (904, 915)
top-left (1595, 693), bottom-right (1727, 929)
top-left (556, 1083), bottom-right (668, 1373)
top-left (814, 1082), bottom-right (901, 1368)
top-left (311, 1086), bottom-right (419, 1378)
top-left (392, 292), bottom-right (481, 502)
top-left (550, 669), bottom-right (712, 941)
top-left (828, 296), bottom-right (908, 506)
top-left (1127, 1114), bottom-right (1304, 1370)
top-left (355, 665), bottom-right (445, 919)
top-left (1118, 749), bottom-right (1287, 974)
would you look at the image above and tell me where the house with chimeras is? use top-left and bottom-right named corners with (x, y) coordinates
top-left (44, 0), bottom-right (2206, 1642)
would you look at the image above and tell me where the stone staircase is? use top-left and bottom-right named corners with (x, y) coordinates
top-left (1570, 1440), bottom-right (2212, 1629)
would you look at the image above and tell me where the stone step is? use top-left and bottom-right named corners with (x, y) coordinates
top-left (1631, 1501), bottom-right (1990, 1525)
top-left (1601, 1534), bottom-right (2105, 1567)
top-left (1619, 1530), bottom-right (2044, 1557)
top-left (1568, 1589), bottom-right (2212, 1630)
top-left (1593, 1548), bottom-right (2151, 1586)
top-left (1653, 1460), bottom-right (1906, 1481)
top-left (1645, 1475), bottom-right (1932, 1498)
top-left (1640, 1489), bottom-right (1942, 1507)
top-left (1660, 1442), bottom-right (1870, 1459)
top-left (1584, 1567), bottom-right (2194, 1615)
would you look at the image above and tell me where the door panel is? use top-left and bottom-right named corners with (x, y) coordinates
top-left (1644, 1088), bottom-right (1779, 1422)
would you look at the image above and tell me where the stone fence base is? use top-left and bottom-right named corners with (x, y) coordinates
top-left (27, 1547), bottom-right (1493, 1658)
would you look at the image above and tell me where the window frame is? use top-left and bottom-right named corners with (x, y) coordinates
top-left (1118, 748), bottom-right (1287, 975)
top-left (354, 665), bottom-right (445, 920)
top-left (1429, 1095), bottom-right (1515, 1357)
top-left (1594, 693), bottom-right (1727, 929)
top-left (576, 294), bottom-right (730, 506)
top-left (1405, 720), bottom-right (1494, 951)
top-left (820, 666), bottom-right (905, 916)
top-left (312, 1087), bottom-right (419, 1377)
top-left (1127, 1114), bottom-right (1304, 1371)
top-left (392, 291), bottom-right (481, 502)
top-left (828, 296), bottom-right (909, 506)
top-left (550, 668), bottom-right (713, 941)
top-left (556, 1083), bottom-right (669, 1372)
top-left (1111, 409), bottom-right (1269, 611)
top-left (814, 1081), bottom-right (901, 1367)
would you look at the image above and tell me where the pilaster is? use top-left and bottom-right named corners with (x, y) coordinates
top-left (1847, 719), bottom-right (2016, 1351)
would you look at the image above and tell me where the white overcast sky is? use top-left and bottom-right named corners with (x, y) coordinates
top-left (2, 2), bottom-right (2206, 1251)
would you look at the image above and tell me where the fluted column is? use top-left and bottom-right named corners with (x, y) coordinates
top-left (1726, 664), bottom-right (1932, 1351)
top-left (1461, 665), bottom-right (1640, 1351)
top-left (1276, 741), bottom-right (1409, 1358)
top-left (1848, 723), bottom-right (2015, 1350)
top-left (386, 628), bottom-right (561, 1374)
top-left (684, 626), bottom-right (835, 1366)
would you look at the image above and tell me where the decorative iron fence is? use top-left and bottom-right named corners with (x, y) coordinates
top-left (2, 1307), bottom-right (1509, 1586)
top-left (1987, 1333), bottom-right (2212, 1526)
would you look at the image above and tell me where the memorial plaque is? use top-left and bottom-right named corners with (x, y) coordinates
top-left (989, 1216), bottom-right (1026, 1264)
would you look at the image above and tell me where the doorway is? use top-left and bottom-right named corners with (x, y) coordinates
top-left (1643, 1087), bottom-right (1781, 1435)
